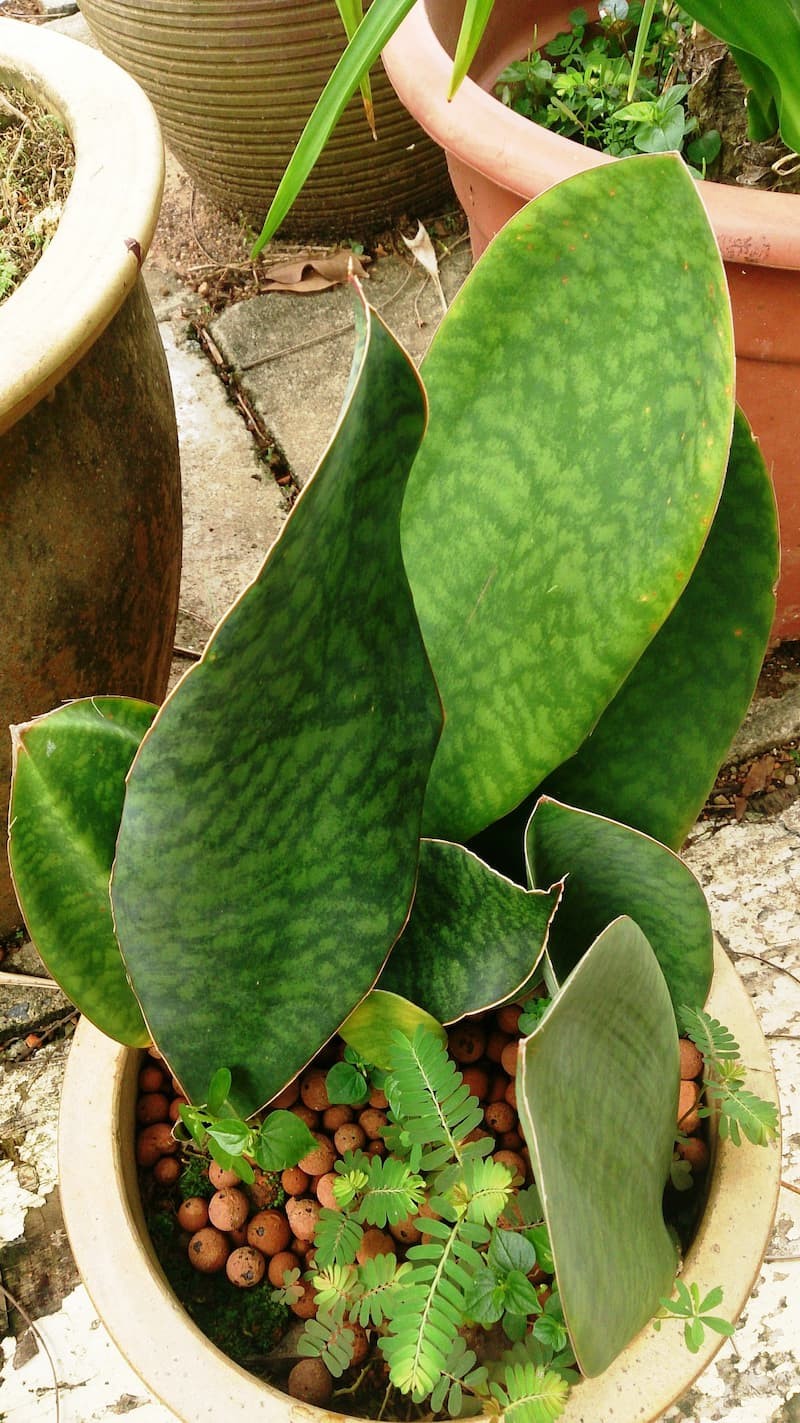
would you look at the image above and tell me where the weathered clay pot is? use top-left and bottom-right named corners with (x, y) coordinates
top-left (0, 19), bottom-right (182, 935)
top-left (77, 0), bottom-right (452, 237)
top-left (59, 943), bottom-right (780, 1422)
top-left (382, 0), bottom-right (800, 642)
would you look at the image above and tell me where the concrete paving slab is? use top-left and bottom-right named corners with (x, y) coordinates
top-left (211, 244), bottom-right (472, 486)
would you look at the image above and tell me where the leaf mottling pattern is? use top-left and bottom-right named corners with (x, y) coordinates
top-left (111, 297), bottom-right (442, 1117)
top-left (402, 154), bottom-right (734, 844)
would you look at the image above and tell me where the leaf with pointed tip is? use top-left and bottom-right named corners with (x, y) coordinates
top-left (525, 797), bottom-right (712, 1012)
top-left (111, 295), bottom-right (442, 1117)
top-left (681, 0), bottom-right (800, 150)
top-left (8, 697), bottom-right (156, 1045)
top-left (402, 153), bottom-right (734, 845)
top-left (449, 0), bottom-right (497, 97)
top-left (339, 989), bottom-right (446, 1070)
top-left (380, 839), bottom-right (560, 1022)
top-left (517, 916), bottom-right (679, 1377)
top-left (542, 407), bottom-right (778, 848)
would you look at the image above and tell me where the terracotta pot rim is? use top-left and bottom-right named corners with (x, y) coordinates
top-left (58, 942), bottom-right (780, 1423)
top-left (0, 17), bottom-right (164, 436)
top-left (382, 0), bottom-right (800, 273)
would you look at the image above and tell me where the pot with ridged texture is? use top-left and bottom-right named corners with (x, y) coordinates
top-left (77, 0), bottom-right (452, 237)
top-left (0, 19), bottom-right (182, 936)
top-left (382, 0), bottom-right (800, 643)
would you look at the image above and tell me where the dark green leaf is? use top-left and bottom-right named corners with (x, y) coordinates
top-left (532, 1312), bottom-right (569, 1354)
top-left (256, 1109), bottom-right (318, 1171)
top-left (680, 0), bottom-right (800, 150)
top-left (206, 1068), bottom-right (233, 1116)
top-left (488, 1229), bottom-right (537, 1279)
top-left (8, 697), bottom-right (156, 1045)
top-left (525, 1224), bottom-right (554, 1275)
top-left (465, 1268), bottom-right (505, 1325)
top-left (326, 1061), bottom-right (369, 1106)
top-left (207, 1119), bottom-right (250, 1156)
top-left (504, 1271), bottom-right (543, 1317)
top-left (111, 296), bottom-right (441, 1116)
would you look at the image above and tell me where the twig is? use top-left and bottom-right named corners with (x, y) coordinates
top-left (333, 1363), bottom-right (372, 1397)
top-left (173, 644), bottom-right (203, 662)
top-left (0, 1281), bottom-right (61, 1423)
top-left (781, 1178), bottom-right (800, 1197)
top-left (731, 950), bottom-right (800, 993)
top-left (0, 970), bottom-right (59, 989)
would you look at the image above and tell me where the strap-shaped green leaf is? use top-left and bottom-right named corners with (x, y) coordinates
top-left (111, 295), bottom-right (442, 1117)
top-left (525, 797), bottom-right (713, 1013)
top-left (681, 0), bottom-right (800, 151)
top-left (517, 916), bottom-right (679, 1377)
top-left (8, 697), bottom-right (156, 1045)
top-left (402, 154), bottom-right (734, 844)
top-left (380, 839), bottom-right (560, 1022)
top-left (543, 407), bottom-right (778, 848)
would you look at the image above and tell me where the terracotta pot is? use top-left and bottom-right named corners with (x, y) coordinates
top-left (59, 943), bottom-right (779, 1422)
top-left (382, 0), bottom-right (800, 643)
top-left (0, 19), bottom-right (182, 935)
top-left (77, 0), bottom-right (452, 237)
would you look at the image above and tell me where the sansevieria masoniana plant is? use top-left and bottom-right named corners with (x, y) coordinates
top-left (8, 154), bottom-right (779, 1390)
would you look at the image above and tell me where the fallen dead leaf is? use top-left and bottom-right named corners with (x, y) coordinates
top-left (259, 251), bottom-right (370, 294)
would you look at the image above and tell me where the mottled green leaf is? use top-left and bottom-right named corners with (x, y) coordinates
top-left (543, 407), bottom-right (778, 848)
top-left (517, 916), bottom-right (679, 1376)
top-left (379, 839), bottom-right (560, 1022)
top-left (402, 153), bottom-right (734, 844)
top-left (8, 697), bottom-right (155, 1045)
top-left (681, 0), bottom-right (800, 150)
top-left (339, 989), bottom-right (446, 1071)
top-left (525, 797), bottom-right (712, 1013)
top-left (111, 296), bottom-right (442, 1116)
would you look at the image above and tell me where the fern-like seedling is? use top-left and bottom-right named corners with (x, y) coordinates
top-left (490, 1360), bottom-right (570, 1423)
top-left (313, 1208), bottom-right (363, 1270)
top-left (384, 1026), bottom-right (487, 1171)
top-left (333, 1149), bottom-right (426, 1225)
top-left (346, 1253), bottom-right (413, 1328)
top-left (296, 1303), bottom-right (356, 1378)
top-left (678, 1006), bottom-right (779, 1147)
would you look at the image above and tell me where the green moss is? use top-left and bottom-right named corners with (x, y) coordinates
top-left (178, 1153), bottom-right (215, 1200)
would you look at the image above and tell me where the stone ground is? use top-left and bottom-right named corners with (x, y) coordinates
top-left (0, 8), bottom-right (798, 1422)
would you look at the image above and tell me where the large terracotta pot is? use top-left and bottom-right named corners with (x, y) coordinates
top-left (77, 0), bottom-right (452, 237)
top-left (382, 0), bottom-right (800, 643)
top-left (0, 19), bottom-right (182, 935)
top-left (59, 943), bottom-right (780, 1422)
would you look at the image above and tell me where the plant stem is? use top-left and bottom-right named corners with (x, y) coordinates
top-left (627, 0), bottom-right (657, 102)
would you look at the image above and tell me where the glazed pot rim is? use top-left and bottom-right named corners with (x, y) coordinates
top-left (382, 0), bottom-right (800, 273)
top-left (58, 941), bottom-right (781, 1423)
top-left (0, 17), bottom-right (164, 436)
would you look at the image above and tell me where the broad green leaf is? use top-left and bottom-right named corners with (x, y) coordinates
top-left (543, 407), bottom-right (778, 848)
top-left (8, 697), bottom-right (156, 1045)
top-left (206, 1119), bottom-right (250, 1155)
top-left (517, 916), bottom-right (679, 1377)
top-left (681, 0), bottom-right (800, 151)
top-left (339, 990), bottom-right (447, 1070)
top-left (525, 798), bottom-right (712, 1013)
top-left (256, 1110), bottom-right (317, 1171)
top-left (379, 839), bottom-right (560, 1022)
top-left (402, 154), bottom-right (734, 844)
top-left (206, 1067), bottom-right (233, 1115)
top-left (111, 296), bottom-right (442, 1116)
top-left (449, 0), bottom-right (497, 97)
top-left (252, 0), bottom-right (416, 253)
top-left (489, 1229), bottom-right (537, 1278)
top-left (325, 1060), bottom-right (369, 1105)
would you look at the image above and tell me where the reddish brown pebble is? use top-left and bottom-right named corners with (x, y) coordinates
top-left (447, 1023), bottom-right (487, 1063)
top-left (138, 1064), bottom-right (165, 1092)
top-left (298, 1131), bottom-right (337, 1178)
top-left (486, 1029), bottom-right (512, 1063)
top-left (281, 1166), bottom-right (311, 1196)
top-left (289, 1279), bottom-right (318, 1319)
top-left (488, 1072), bottom-right (510, 1102)
top-left (288, 1358), bottom-right (332, 1405)
top-left (136, 1123), bottom-right (178, 1166)
top-left (177, 1197), bottom-right (209, 1232)
top-left (315, 1173), bottom-right (341, 1210)
top-left (226, 1245), bottom-right (266, 1288)
top-left (291, 1234), bottom-right (312, 1256)
top-left (495, 1003), bottom-right (523, 1035)
top-left (208, 1187), bottom-right (249, 1232)
top-left (334, 1122), bottom-right (367, 1155)
top-left (300, 1067), bottom-right (331, 1113)
top-left (290, 1103), bottom-right (319, 1130)
top-left (504, 1078), bottom-right (518, 1110)
top-left (25, 1034), bottom-right (42, 1050)
top-left (366, 1139), bottom-right (385, 1158)
top-left (247, 1168), bottom-right (279, 1211)
top-left (187, 1226), bottom-right (229, 1273)
top-left (498, 1129), bottom-right (524, 1152)
top-left (677, 1136), bottom-right (710, 1171)
top-left (389, 1214), bottom-right (422, 1246)
top-left (679, 1038), bottom-right (704, 1081)
top-left (227, 1226), bottom-right (249, 1247)
top-left (461, 1064), bottom-right (490, 1101)
top-left (369, 1086), bottom-right (389, 1109)
top-left (285, 1196), bottom-right (321, 1241)
top-left (484, 1100), bottom-right (517, 1134)
top-left (136, 1092), bottom-right (171, 1125)
top-left (348, 1321), bottom-right (370, 1365)
top-left (208, 1161), bottom-right (240, 1190)
top-left (494, 1149), bottom-right (526, 1184)
top-left (677, 1081), bottom-right (701, 1133)
top-left (271, 1079), bottom-right (300, 1109)
top-left (322, 1104), bottom-right (354, 1131)
top-left (268, 1249), bottom-right (301, 1287)
top-left (358, 1108), bottom-right (387, 1140)
top-left (500, 1041), bottom-right (519, 1076)
top-left (153, 1156), bottom-right (181, 1185)
top-left (247, 1209), bottom-right (292, 1256)
top-left (356, 1228), bottom-right (395, 1264)
top-left (168, 1097), bottom-right (187, 1123)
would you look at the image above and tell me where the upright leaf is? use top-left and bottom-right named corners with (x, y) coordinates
top-left (681, 0), bottom-right (800, 150)
top-left (449, 0), bottom-right (497, 96)
top-left (111, 295), bottom-right (442, 1116)
top-left (402, 154), bottom-right (734, 844)
top-left (8, 697), bottom-right (155, 1044)
top-left (380, 839), bottom-right (560, 1022)
top-left (525, 797), bottom-right (713, 1013)
top-left (517, 917), bottom-right (679, 1377)
top-left (335, 0), bottom-right (375, 137)
top-left (543, 408), bottom-right (778, 848)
